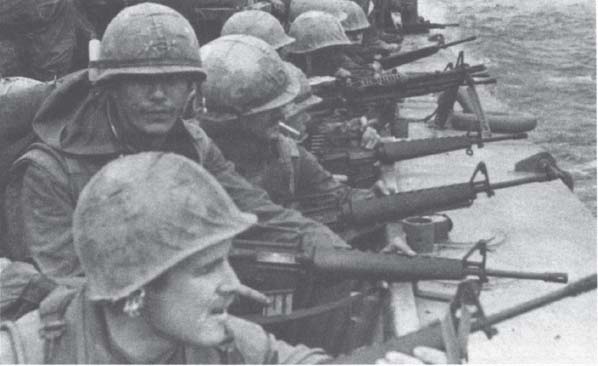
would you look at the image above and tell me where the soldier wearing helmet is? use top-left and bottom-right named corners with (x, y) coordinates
top-left (285, 11), bottom-right (353, 77)
top-left (197, 35), bottom-right (416, 354)
top-left (4, 3), bottom-right (349, 279)
top-left (0, 152), bottom-right (329, 363)
top-left (0, 153), bottom-right (444, 364)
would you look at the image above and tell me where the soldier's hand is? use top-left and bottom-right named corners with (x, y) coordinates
top-left (382, 236), bottom-right (416, 256)
top-left (376, 347), bottom-right (447, 364)
top-left (361, 126), bottom-right (381, 150)
top-left (373, 163), bottom-right (398, 196)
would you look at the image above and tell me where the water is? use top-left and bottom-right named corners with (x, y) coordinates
top-left (421, 0), bottom-right (596, 215)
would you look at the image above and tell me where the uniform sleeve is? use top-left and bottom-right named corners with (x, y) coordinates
top-left (295, 145), bottom-right (373, 201)
top-left (10, 162), bottom-right (82, 278)
top-left (199, 133), bottom-right (349, 249)
top-left (226, 316), bottom-right (332, 365)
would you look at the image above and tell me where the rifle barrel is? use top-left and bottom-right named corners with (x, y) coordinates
top-left (333, 274), bottom-right (596, 363)
top-left (482, 132), bottom-right (528, 143)
top-left (483, 269), bottom-right (568, 283)
top-left (441, 35), bottom-right (477, 49)
top-left (473, 274), bottom-right (596, 331)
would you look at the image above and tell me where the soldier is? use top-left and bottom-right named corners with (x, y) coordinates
top-left (199, 35), bottom-right (403, 208)
top-left (3, 3), bottom-right (349, 279)
top-left (197, 35), bottom-right (414, 355)
top-left (0, 153), bottom-right (445, 364)
top-left (0, 152), bottom-right (329, 363)
top-left (286, 11), bottom-right (353, 77)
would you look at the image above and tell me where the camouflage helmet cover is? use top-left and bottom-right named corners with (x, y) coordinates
top-left (221, 10), bottom-right (295, 50)
top-left (89, 3), bottom-right (205, 84)
top-left (289, 0), bottom-right (368, 32)
top-left (286, 11), bottom-right (351, 54)
top-left (200, 35), bottom-right (300, 118)
top-left (74, 152), bottom-right (256, 301)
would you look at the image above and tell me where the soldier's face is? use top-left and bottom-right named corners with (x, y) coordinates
top-left (114, 74), bottom-right (193, 137)
top-left (346, 31), bottom-right (364, 44)
top-left (142, 247), bottom-right (239, 347)
top-left (242, 109), bottom-right (283, 142)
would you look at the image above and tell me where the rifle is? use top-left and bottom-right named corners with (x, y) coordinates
top-left (377, 36), bottom-right (477, 70)
top-left (230, 238), bottom-right (568, 302)
top-left (308, 132), bottom-right (529, 187)
top-left (333, 273), bottom-right (596, 363)
top-left (290, 155), bottom-right (574, 230)
top-left (402, 21), bottom-right (460, 34)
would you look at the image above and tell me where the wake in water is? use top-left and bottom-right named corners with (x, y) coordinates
top-left (420, 0), bottom-right (596, 215)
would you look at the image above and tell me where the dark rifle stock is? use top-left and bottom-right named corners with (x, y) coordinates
top-left (379, 36), bottom-right (477, 69)
top-left (332, 274), bottom-right (596, 363)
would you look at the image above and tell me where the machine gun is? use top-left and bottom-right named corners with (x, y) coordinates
top-left (333, 273), bottom-right (596, 363)
top-left (376, 36), bottom-right (477, 70)
top-left (289, 156), bottom-right (574, 231)
top-left (310, 58), bottom-right (494, 114)
top-left (309, 132), bottom-right (529, 188)
top-left (311, 65), bottom-right (492, 111)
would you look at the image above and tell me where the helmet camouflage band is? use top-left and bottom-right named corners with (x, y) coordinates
top-left (89, 3), bottom-right (205, 84)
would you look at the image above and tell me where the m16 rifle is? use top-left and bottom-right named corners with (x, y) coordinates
top-left (289, 155), bottom-right (574, 231)
top-left (402, 21), bottom-right (460, 34)
top-left (230, 239), bottom-right (567, 297)
top-left (333, 273), bottom-right (596, 363)
top-left (375, 36), bottom-right (477, 70)
top-left (309, 132), bottom-right (529, 188)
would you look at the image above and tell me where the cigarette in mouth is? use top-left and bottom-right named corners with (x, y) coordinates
top-left (278, 122), bottom-right (301, 139)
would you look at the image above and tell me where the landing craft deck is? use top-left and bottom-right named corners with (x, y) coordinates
top-left (385, 31), bottom-right (596, 363)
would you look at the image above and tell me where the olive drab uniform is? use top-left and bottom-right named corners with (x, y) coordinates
top-left (199, 35), bottom-right (386, 356)
top-left (3, 70), bottom-right (346, 277)
top-left (0, 287), bottom-right (331, 364)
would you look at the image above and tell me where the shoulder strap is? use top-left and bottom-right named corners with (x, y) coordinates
top-left (12, 142), bottom-right (77, 200)
top-left (38, 286), bottom-right (78, 363)
top-left (0, 321), bottom-right (26, 364)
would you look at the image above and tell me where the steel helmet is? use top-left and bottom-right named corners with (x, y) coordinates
top-left (289, 0), bottom-right (368, 32)
top-left (286, 11), bottom-right (351, 54)
top-left (338, 0), bottom-right (370, 32)
top-left (73, 152), bottom-right (256, 301)
top-left (289, 0), bottom-right (347, 24)
top-left (199, 35), bottom-right (300, 119)
top-left (221, 10), bottom-right (295, 50)
top-left (281, 63), bottom-right (322, 120)
top-left (89, 3), bottom-right (205, 84)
